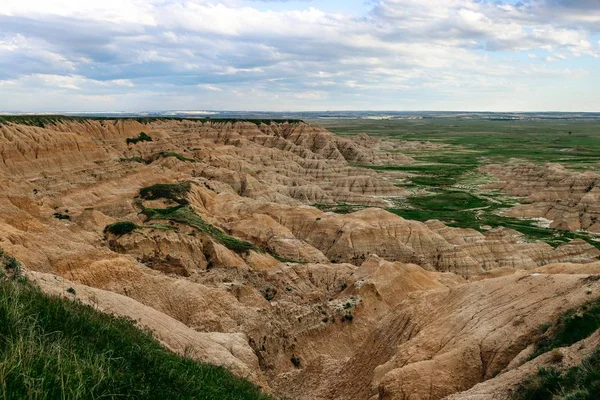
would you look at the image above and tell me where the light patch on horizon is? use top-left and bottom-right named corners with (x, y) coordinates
top-left (0, 0), bottom-right (599, 111)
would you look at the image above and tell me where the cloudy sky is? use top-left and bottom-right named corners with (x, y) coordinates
top-left (0, 0), bottom-right (599, 112)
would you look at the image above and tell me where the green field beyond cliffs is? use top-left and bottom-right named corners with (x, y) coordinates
top-left (313, 118), bottom-right (600, 250)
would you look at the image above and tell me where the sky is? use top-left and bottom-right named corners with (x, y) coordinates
top-left (0, 0), bottom-right (599, 112)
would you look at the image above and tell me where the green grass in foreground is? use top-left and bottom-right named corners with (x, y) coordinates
top-left (0, 256), bottom-right (270, 399)
top-left (514, 295), bottom-right (600, 400)
top-left (515, 358), bottom-right (600, 400)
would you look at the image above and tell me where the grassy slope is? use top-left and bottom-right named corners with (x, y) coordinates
top-left (0, 274), bottom-right (271, 400)
top-left (514, 295), bottom-right (600, 400)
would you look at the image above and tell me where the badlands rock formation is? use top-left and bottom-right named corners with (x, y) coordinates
top-left (1, 118), bottom-right (600, 399)
top-left (483, 162), bottom-right (600, 233)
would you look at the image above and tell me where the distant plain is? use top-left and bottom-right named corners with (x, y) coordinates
top-left (311, 118), bottom-right (600, 249)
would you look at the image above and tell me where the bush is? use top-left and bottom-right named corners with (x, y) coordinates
top-left (53, 212), bottom-right (70, 220)
top-left (515, 368), bottom-right (562, 400)
top-left (270, 253), bottom-right (307, 264)
top-left (262, 287), bottom-right (277, 301)
top-left (104, 221), bottom-right (138, 236)
top-left (139, 182), bottom-right (191, 205)
top-left (126, 132), bottom-right (153, 145)
top-left (1, 250), bottom-right (22, 279)
top-left (550, 349), bottom-right (564, 363)
top-left (291, 355), bottom-right (301, 368)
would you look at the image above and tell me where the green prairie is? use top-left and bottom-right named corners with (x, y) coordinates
top-left (312, 118), bottom-right (600, 249)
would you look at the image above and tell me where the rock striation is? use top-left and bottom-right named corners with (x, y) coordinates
top-left (483, 162), bottom-right (600, 232)
top-left (1, 118), bottom-right (600, 400)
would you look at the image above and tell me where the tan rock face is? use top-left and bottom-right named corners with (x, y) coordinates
top-left (1, 119), bottom-right (600, 399)
top-left (482, 162), bottom-right (600, 233)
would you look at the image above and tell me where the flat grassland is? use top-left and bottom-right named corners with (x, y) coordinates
top-left (311, 118), bottom-right (600, 249)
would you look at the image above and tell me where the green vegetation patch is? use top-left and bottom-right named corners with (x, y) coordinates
top-left (0, 268), bottom-right (271, 400)
top-left (530, 296), bottom-right (600, 360)
top-left (142, 205), bottom-right (256, 254)
top-left (364, 157), bottom-right (479, 187)
top-left (53, 212), bottom-right (71, 220)
top-left (408, 190), bottom-right (488, 211)
top-left (126, 132), bottom-right (153, 145)
top-left (515, 349), bottom-right (600, 400)
top-left (514, 295), bottom-right (600, 398)
top-left (104, 221), bottom-right (179, 236)
top-left (313, 203), bottom-right (368, 214)
top-left (104, 221), bottom-right (138, 236)
top-left (270, 254), bottom-right (308, 264)
top-left (156, 151), bottom-right (194, 162)
top-left (389, 203), bottom-right (600, 250)
top-left (0, 249), bottom-right (21, 278)
top-left (139, 182), bottom-right (192, 205)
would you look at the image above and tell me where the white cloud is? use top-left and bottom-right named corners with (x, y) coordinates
top-left (293, 90), bottom-right (327, 100)
top-left (197, 84), bottom-right (222, 91)
top-left (0, 0), bottom-right (599, 111)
